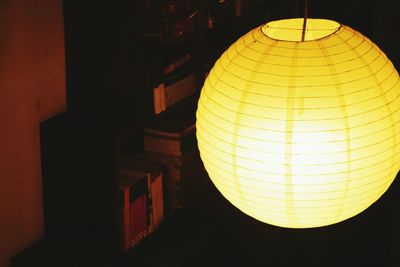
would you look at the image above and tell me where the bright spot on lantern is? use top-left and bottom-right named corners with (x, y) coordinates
top-left (196, 18), bottom-right (400, 228)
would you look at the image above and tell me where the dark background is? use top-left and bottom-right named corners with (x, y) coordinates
top-left (62, 0), bottom-right (400, 125)
top-left (11, 0), bottom-right (400, 266)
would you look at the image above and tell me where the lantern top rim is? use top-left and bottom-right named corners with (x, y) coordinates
top-left (261, 18), bottom-right (341, 42)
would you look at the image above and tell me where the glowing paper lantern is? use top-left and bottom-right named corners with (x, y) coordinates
top-left (196, 18), bottom-right (400, 228)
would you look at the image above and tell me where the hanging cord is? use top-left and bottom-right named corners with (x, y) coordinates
top-left (301, 0), bottom-right (308, 41)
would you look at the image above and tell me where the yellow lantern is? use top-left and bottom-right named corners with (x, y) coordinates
top-left (196, 18), bottom-right (400, 228)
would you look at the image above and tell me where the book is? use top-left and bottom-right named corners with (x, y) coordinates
top-left (165, 74), bottom-right (196, 107)
top-left (149, 171), bottom-right (163, 232)
top-left (119, 171), bottom-right (149, 249)
top-left (119, 157), bottom-right (164, 234)
top-left (144, 118), bottom-right (195, 138)
top-left (153, 74), bottom-right (196, 114)
top-left (163, 53), bottom-right (191, 75)
top-left (152, 50), bottom-right (196, 115)
top-left (131, 177), bottom-right (148, 248)
top-left (153, 83), bottom-right (166, 114)
top-left (143, 133), bottom-right (196, 156)
top-left (144, 103), bottom-right (197, 156)
top-left (118, 183), bottom-right (131, 252)
top-left (135, 147), bottom-right (204, 215)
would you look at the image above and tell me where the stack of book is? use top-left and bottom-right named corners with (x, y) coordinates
top-left (117, 158), bottom-right (164, 252)
top-left (153, 53), bottom-right (196, 114)
top-left (145, 97), bottom-right (197, 157)
top-left (143, 102), bottom-right (204, 215)
top-left (138, 148), bottom-right (204, 214)
top-left (143, 119), bottom-right (196, 157)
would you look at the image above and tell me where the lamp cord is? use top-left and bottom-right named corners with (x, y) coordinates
top-left (301, 0), bottom-right (308, 42)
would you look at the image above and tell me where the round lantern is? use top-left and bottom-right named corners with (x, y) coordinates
top-left (196, 18), bottom-right (400, 228)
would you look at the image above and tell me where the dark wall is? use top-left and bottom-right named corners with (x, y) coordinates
top-left (0, 1), bottom-right (66, 266)
top-left (64, 1), bottom-right (147, 125)
top-left (63, 0), bottom-right (400, 124)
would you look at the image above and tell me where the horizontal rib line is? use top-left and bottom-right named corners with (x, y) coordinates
top-left (250, 26), bottom-right (353, 51)
top-left (212, 176), bottom-right (391, 206)
top-left (204, 157), bottom-right (394, 194)
top-left (240, 28), bottom-right (364, 58)
top-left (218, 51), bottom-right (390, 88)
top-left (208, 63), bottom-right (398, 98)
top-left (196, 105), bottom-right (400, 145)
top-left (200, 152), bottom-right (399, 186)
top-left (199, 90), bottom-right (400, 127)
top-left (196, 115), bottom-right (400, 155)
top-left (230, 33), bottom-right (376, 73)
top-left (198, 139), bottom-right (400, 177)
top-left (197, 122), bottom-right (400, 165)
top-left (207, 69), bottom-right (398, 110)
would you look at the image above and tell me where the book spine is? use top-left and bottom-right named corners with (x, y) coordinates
top-left (144, 136), bottom-right (182, 156)
top-left (130, 188), bottom-right (146, 248)
top-left (164, 74), bottom-right (196, 108)
top-left (153, 83), bottom-right (166, 114)
top-left (118, 184), bottom-right (131, 253)
top-left (140, 195), bottom-right (148, 239)
top-left (122, 186), bottom-right (130, 252)
top-left (160, 84), bottom-right (166, 111)
top-left (163, 54), bottom-right (191, 75)
top-left (151, 173), bottom-right (164, 231)
top-left (147, 173), bottom-right (154, 234)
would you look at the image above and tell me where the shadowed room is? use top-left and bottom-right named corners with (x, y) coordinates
top-left (1, 0), bottom-right (400, 266)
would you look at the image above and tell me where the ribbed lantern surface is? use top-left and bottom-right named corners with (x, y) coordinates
top-left (196, 18), bottom-right (400, 228)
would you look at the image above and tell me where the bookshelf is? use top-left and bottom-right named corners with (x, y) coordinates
top-left (10, 1), bottom-right (256, 266)
top-left (16, 38), bottom-right (206, 267)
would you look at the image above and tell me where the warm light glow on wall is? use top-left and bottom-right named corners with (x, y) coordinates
top-left (196, 18), bottom-right (400, 228)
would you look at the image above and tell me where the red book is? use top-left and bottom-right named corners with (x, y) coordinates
top-left (118, 183), bottom-right (130, 252)
top-left (119, 158), bottom-right (164, 234)
top-left (128, 176), bottom-right (148, 248)
top-left (150, 173), bottom-right (163, 231)
top-left (140, 195), bottom-right (148, 238)
top-left (130, 197), bottom-right (141, 247)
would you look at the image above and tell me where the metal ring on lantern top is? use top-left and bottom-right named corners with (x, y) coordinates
top-left (196, 18), bottom-right (400, 228)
